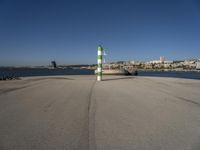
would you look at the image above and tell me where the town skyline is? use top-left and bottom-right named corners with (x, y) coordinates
top-left (0, 56), bottom-right (200, 68)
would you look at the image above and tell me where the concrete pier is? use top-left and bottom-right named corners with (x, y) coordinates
top-left (0, 75), bottom-right (200, 150)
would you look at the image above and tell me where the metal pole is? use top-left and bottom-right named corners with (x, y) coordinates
top-left (97, 45), bottom-right (103, 81)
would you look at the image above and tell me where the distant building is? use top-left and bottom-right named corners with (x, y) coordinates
top-left (184, 60), bottom-right (195, 65)
top-left (51, 61), bottom-right (57, 68)
top-left (196, 62), bottom-right (200, 69)
top-left (164, 63), bottom-right (171, 68)
top-left (148, 56), bottom-right (168, 64)
top-left (160, 56), bottom-right (165, 63)
top-left (164, 60), bottom-right (173, 64)
top-left (130, 60), bottom-right (142, 65)
top-left (149, 60), bottom-right (161, 64)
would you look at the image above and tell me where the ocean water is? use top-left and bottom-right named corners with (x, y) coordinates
top-left (138, 70), bottom-right (200, 80)
top-left (0, 68), bottom-right (200, 80)
top-left (0, 68), bottom-right (94, 78)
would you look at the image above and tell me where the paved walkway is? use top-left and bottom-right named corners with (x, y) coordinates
top-left (0, 75), bottom-right (200, 150)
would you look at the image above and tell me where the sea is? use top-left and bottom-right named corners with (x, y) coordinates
top-left (0, 68), bottom-right (200, 80)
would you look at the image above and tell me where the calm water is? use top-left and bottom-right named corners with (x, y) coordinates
top-left (0, 68), bottom-right (94, 77)
top-left (0, 68), bottom-right (200, 80)
top-left (138, 70), bottom-right (200, 80)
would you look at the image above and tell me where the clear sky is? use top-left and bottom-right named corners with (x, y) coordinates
top-left (0, 0), bottom-right (200, 66)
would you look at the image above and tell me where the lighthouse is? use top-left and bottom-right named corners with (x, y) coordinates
top-left (97, 45), bottom-right (103, 81)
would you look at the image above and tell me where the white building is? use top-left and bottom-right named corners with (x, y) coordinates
top-left (184, 60), bottom-right (195, 65)
top-left (149, 60), bottom-right (162, 64)
top-left (164, 60), bottom-right (173, 64)
top-left (196, 62), bottom-right (200, 69)
top-left (160, 56), bottom-right (165, 63)
top-left (130, 60), bottom-right (142, 65)
top-left (148, 56), bottom-right (168, 64)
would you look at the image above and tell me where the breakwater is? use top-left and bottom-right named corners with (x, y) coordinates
top-left (0, 75), bottom-right (199, 150)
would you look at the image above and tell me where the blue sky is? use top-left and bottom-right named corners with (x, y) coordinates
top-left (0, 0), bottom-right (200, 66)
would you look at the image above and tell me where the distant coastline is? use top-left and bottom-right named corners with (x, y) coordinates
top-left (1, 66), bottom-right (200, 72)
top-left (138, 68), bottom-right (200, 72)
top-left (0, 67), bottom-right (200, 80)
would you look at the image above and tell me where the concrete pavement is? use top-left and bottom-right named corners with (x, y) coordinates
top-left (0, 76), bottom-right (95, 150)
top-left (93, 76), bottom-right (200, 150)
top-left (0, 75), bottom-right (200, 150)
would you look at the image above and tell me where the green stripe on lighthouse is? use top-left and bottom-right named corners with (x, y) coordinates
top-left (98, 55), bottom-right (102, 59)
top-left (98, 64), bottom-right (102, 68)
top-left (97, 72), bottom-right (102, 76)
top-left (98, 46), bottom-right (103, 51)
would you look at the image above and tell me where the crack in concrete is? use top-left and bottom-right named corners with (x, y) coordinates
top-left (175, 96), bottom-right (200, 107)
top-left (88, 80), bottom-right (97, 150)
top-left (0, 86), bottom-right (30, 95)
top-left (157, 88), bottom-right (200, 107)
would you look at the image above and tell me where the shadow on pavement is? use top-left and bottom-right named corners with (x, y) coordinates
top-left (102, 76), bottom-right (135, 81)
